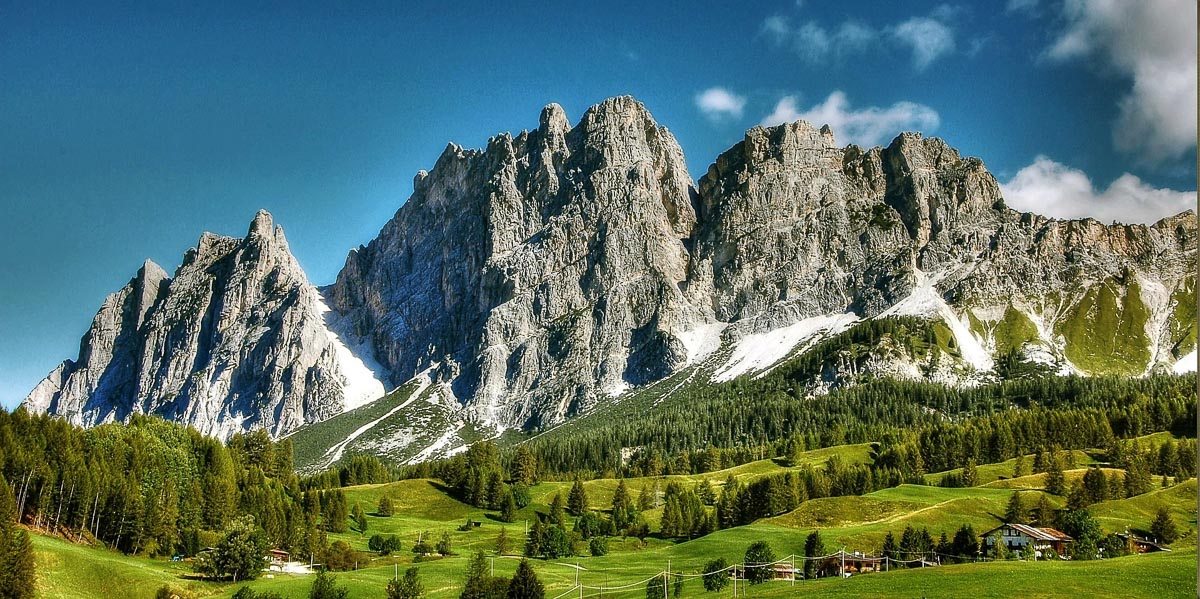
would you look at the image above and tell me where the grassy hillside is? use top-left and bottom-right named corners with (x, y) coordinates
top-left (30, 437), bottom-right (1199, 598)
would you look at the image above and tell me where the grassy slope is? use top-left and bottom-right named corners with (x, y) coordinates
top-left (31, 439), bottom-right (1198, 598)
top-left (1058, 280), bottom-right (1152, 375)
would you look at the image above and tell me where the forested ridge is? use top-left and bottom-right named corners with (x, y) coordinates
top-left (515, 373), bottom-right (1195, 479)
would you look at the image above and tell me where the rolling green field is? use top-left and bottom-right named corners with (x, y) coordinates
top-left (29, 437), bottom-right (1198, 598)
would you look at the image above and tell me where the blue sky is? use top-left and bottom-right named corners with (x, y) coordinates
top-left (1, 0), bottom-right (1195, 408)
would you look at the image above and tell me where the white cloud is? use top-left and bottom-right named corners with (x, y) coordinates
top-left (762, 9), bottom-right (956, 69)
top-left (760, 91), bottom-right (940, 147)
top-left (1000, 156), bottom-right (1196, 224)
top-left (1005, 0), bottom-right (1038, 14)
top-left (1046, 0), bottom-right (1197, 163)
top-left (890, 17), bottom-right (956, 70)
top-left (761, 15), bottom-right (791, 45)
top-left (695, 87), bottom-right (747, 120)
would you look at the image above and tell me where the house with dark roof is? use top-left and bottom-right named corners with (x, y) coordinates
top-left (982, 523), bottom-right (1073, 557)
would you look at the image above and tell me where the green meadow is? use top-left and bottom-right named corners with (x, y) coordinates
top-left (29, 438), bottom-right (1197, 598)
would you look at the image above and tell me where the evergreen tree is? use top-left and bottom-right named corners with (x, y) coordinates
top-left (496, 527), bottom-right (510, 555)
top-left (1013, 454), bottom-right (1027, 478)
top-left (880, 531), bottom-right (898, 561)
top-left (0, 475), bottom-right (34, 598)
top-left (1035, 494), bottom-right (1056, 527)
top-left (637, 482), bottom-right (655, 511)
top-left (549, 493), bottom-right (566, 528)
top-left (1151, 507), bottom-right (1179, 544)
top-left (506, 559), bottom-right (544, 599)
top-left (1045, 454), bottom-right (1066, 496)
top-left (962, 459), bottom-right (978, 487)
top-left (499, 489), bottom-right (518, 523)
top-left (1004, 491), bottom-right (1027, 523)
top-left (567, 478), bottom-right (589, 516)
top-left (310, 570), bottom-right (348, 599)
top-left (696, 479), bottom-right (716, 505)
top-left (1082, 467), bottom-right (1107, 504)
top-left (611, 479), bottom-right (635, 531)
top-left (511, 445), bottom-right (538, 486)
top-left (951, 524), bottom-right (979, 560)
top-left (377, 495), bottom-right (394, 517)
top-left (387, 567), bottom-right (424, 599)
top-left (803, 530), bottom-right (825, 579)
top-left (461, 551), bottom-right (506, 599)
top-left (353, 503), bottom-right (368, 535)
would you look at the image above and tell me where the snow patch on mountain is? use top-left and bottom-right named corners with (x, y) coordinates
top-left (713, 313), bottom-right (859, 382)
top-left (1137, 276), bottom-right (1173, 375)
top-left (677, 322), bottom-right (729, 366)
top-left (1172, 349), bottom-right (1197, 374)
top-left (313, 292), bottom-right (387, 411)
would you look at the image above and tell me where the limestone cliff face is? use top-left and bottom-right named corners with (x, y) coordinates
top-left (327, 97), bottom-right (703, 427)
top-left (23, 211), bottom-right (372, 438)
top-left (25, 96), bottom-right (1198, 441)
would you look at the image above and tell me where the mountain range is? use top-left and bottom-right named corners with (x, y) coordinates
top-left (23, 96), bottom-right (1197, 464)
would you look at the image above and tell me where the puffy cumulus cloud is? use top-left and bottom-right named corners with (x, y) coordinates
top-left (1047, 0), bottom-right (1197, 163)
top-left (1000, 156), bottom-right (1196, 224)
top-left (695, 87), bottom-right (747, 120)
top-left (760, 91), bottom-right (940, 147)
top-left (890, 17), bottom-right (956, 70)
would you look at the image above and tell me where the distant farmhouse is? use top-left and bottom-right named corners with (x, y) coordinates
top-left (1115, 532), bottom-right (1171, 554)
top-left (982, 523), bottom-right (1073, 557)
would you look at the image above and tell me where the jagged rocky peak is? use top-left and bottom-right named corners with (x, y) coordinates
top-left (22, 210), bottom-right (372, 439)
top-left (328, 96), bottom-right (702, 428)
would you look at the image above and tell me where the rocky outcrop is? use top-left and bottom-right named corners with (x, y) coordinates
top-left (24, 211), bottom-right (382, 438)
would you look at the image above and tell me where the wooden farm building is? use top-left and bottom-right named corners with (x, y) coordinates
top-left (983, 523), bottom-right (1073, 557)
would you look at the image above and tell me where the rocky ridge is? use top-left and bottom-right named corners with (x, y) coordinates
top-left (24, 96), bottom-right (1198, 446)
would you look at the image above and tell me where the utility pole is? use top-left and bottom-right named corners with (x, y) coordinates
top-left (666, 559), bottom-right (671, 599)
top-left (791, 554), bottom-right (795, 586)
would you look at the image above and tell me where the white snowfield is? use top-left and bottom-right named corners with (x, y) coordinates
top-left (712, 313), bottom-right (859, 383)
top-left (312, 292), bottom-right (387, 411)
top-left (677, 322), bottom-right (729, 366)
top-left (1173, 349), bottom-right (1197, 374)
